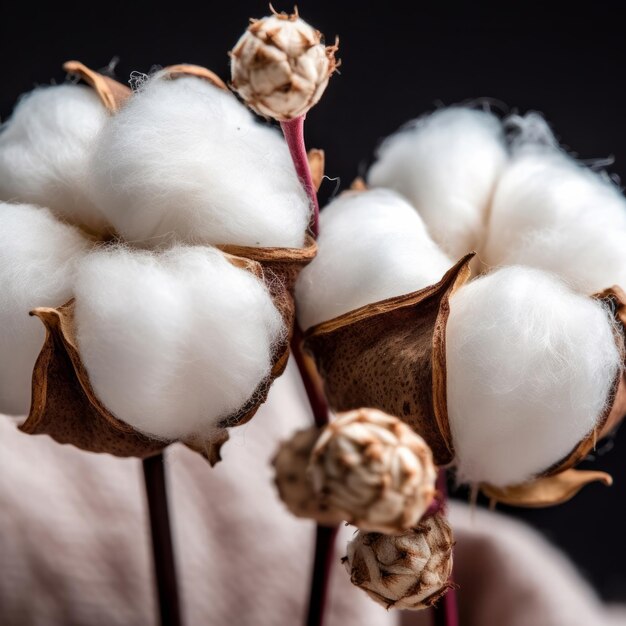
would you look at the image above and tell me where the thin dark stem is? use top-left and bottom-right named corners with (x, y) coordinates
top-left (432, 469), bottom-right (459, 626)
top-left (281, 115), bottom-right (336, 626)
top-left (143, 453), bottom-right (182, 626)
top-left (280, 116), bottom-right (320, 237)
top-left (305, 525), bottom-right (339, 626)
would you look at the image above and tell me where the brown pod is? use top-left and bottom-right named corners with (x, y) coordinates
top-left (22, 243), bottom-right (316, 463)
top-left (304, 254), bottom-right (473, 465)
top-left (63, 60), bottom-right (131, 112)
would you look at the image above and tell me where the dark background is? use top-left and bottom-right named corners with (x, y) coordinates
top-left (2, 0), bottom-right (625, 602)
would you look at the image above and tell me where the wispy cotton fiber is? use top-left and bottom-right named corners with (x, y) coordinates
top-left (482, 113), bottom-right (626, 294)
top-left (367, 107), bottom-right (507, 259)
top-left (89, 74), bottom-right (310, 248)
top-left (446, 266), bottom-right (621, 487)
top-left (295, 189), bottom-right (452, 330)
top-left (0, 85), bottom-right (110, 233)
top-left (0, 202), bottom-right (91, 415)
top-left (74, 246), bottom-right (285, 440)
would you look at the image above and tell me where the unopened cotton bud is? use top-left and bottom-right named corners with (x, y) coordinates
top-left (230, 9), bottom-right (338, 120)
top-left (309, 408), bottom-right (437, 533)
top-left (343, 513), bottom-right (454, 610)
top-left (272, 426), bottom-right (346, 526)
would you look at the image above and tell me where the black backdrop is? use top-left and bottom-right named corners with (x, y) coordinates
top-left (2, 0), bottom-right (625, 602)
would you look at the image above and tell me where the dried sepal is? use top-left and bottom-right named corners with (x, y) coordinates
top-left (159, 64), bottom-right (227, 90)
top-left (307, 149), bottom-right (325, 192)
top-left (481, 469), bottom-right (613, 508)
top-left (230, 9), bottom-right (338, 120)
top-left (343, 513), bottom-right (454, 610)
top-left (304, 255), bottom-right (474, 465)
top-left (63, 60), bottom-right (131, 112)
top-left (309, 408), bottom-right (437, 533)
top-left (272, 426), bottom-right (346, 526)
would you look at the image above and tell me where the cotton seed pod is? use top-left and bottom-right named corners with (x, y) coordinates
top-left (304, 258), bottom-right (626, 506)
top-left (230, 9), bottom-right (338, 121)
top-left (272, 426), bottom-right (346, 526)
top-left (343, 513), bottom-right (454, 610)
top-left (309, 409), bottom-right (437, 533)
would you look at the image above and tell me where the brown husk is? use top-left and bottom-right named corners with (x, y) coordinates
top-left (63, 60), bottom-right (131, 112)
top-left (304, 254), bottom-right (473, 465)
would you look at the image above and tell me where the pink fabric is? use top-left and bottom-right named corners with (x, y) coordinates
top-left (1, 360), bottom-right (624, 626)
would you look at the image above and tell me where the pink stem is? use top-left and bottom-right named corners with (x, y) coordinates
top-left (432, 470), bottom-right (459, 626)
top-left (280, 116), bottom-right (320, 236)
top-left (280, 115), bottom-right (335, 626)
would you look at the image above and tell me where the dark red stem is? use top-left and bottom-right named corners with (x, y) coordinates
top-left (280, 116), bottom-right (320, 237)
top-left (432, 469), bottom-right (459, 626)
top-left (280, 115), bottom-right (336, 626)
top-left (143, 453), bottom-right (182, 626)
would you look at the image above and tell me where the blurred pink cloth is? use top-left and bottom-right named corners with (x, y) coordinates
top-left (1, 360), bottom-right (625, 626)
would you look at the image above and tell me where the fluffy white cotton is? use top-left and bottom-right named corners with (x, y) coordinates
top-left (74, 245), bottom-right (285, 440)
top-left (295, 189), bottom-right (452, 330)
top-left (446, 266), bottom-right (621, 487)
top-left (482, 113), bottom-right (626, 294)
top-left (89, 74), bottom-right (310, 248)
top-left (367, 107), bottom-right (508, 259)
top-left (0, 202), bottom-right (91, 415)
top-left (0, 84), bottom-right (110, 233)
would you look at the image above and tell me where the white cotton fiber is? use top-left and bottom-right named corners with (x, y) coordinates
top-left (295, 189), bottom-right (452, 330)
top-left (446, 266), bottom-right (621, 487)
top-left (367, 107), bottom-right (508, 259)
top-left (0, 84), bottom-right (110, 233)
top-left (74, 245), bottom-right (285, 440)
top-left (89, 74), bottom-right (310, 248)
top-left (482, 113), bottom-right (626, 294)
top-left (0, 202), bottom-right (91, 415)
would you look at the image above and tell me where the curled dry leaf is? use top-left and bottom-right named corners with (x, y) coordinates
top-left (343, 513), bottom-right (454, 610)
top-left (481, 469), bottom-right (613, 508)
top-left (22, 239), bottom-right (316, 463)
top-left (63, 60), bottom-right (131, 112)
top-left (304, 255), bottom-right (474, 465)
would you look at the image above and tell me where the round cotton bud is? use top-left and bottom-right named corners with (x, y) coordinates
top-left (231, 10), bottom-right (338, 120)
top-left (0, 84), bottom-right (110, 233)
top-left (73, 245), bottom-right (285, 440)
top-left (310, 409), bottom-right (437, 533)
top-left (272, 426), bottom-right (346, 526)
top-left (0, 202), bottom-right (92, 415)
top-left (483, 117), bottom-right (626, 294)
top-left (367, 107), bottom-right (507, 259)
top-left (89, 74), bottom-right (310, 248)
top-left (343, 513), bottom-right (454, 610)
top-left (446, 266), bottom-right (622, 487)
top-left (295, 189), bottom-right (452, 330)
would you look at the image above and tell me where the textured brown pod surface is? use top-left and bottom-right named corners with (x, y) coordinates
top-left (304, 255), bottom-right (473, 465)
top-left (20, 302), bottom-right (166, 459)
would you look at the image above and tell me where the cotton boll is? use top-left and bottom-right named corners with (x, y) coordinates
top-left (483, 113), bottom-right (626, 293)
top-left (0, 84), bottom-right (110, 233)
top-left (367, 107), bottom-right (508, 259)
top-left (89, 75), bottom-right (310, 248)
top-left (295, 189), bottom-right (452, 330)
top-left (74, 245), bottom-right (285, 440)
top-left (0, 202), bottom-right (92, 415)
top-left (446, 266), bottom-right (621, 487)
